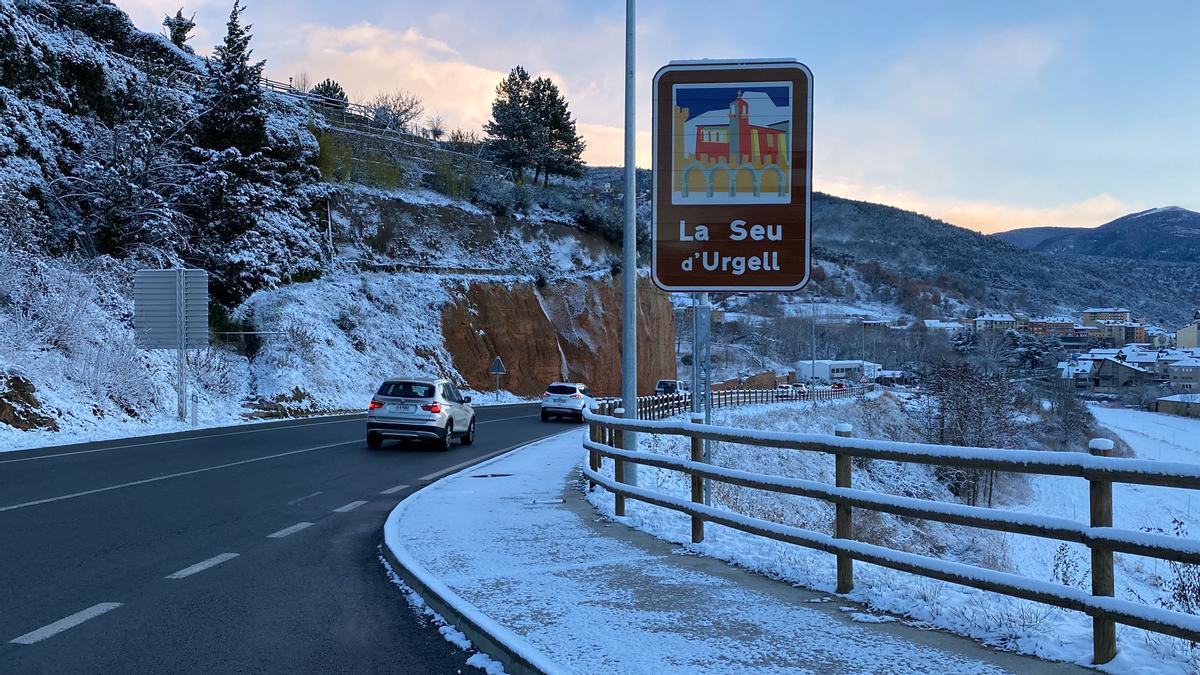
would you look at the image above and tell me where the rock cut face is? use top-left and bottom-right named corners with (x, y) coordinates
top-left (441, 276), bottom-right (677, 397)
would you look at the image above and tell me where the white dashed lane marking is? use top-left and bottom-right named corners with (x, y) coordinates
top-left (267, 522), bottom-right (313, 539)
top-left (165, 553), bottom-right (240, 580)
top-left (10, 603), bottom-right (123, 645)
top-left (379, 484), bottom-right (409, 495)
top-left (332, 501), bottom-right (366, 513)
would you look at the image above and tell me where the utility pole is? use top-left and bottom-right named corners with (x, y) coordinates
top-left (620, 0), bottom-right (638, 484)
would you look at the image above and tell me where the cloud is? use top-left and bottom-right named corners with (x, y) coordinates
top-left (282, 23), bottom-right (506, 132)
top-left (818, 179), bottom-right (1140, 233)
top-left (575, 123), bottom-right (651, 168)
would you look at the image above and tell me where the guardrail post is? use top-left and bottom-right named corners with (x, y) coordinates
top-left (614, 408), bottom-right (627, 517)
top-left (835, 423), bottom-right (854, 594)
top-left (1088, 437), bottom-right (1117, 665)
top-left (689, 413), bottom-right (706, 543)
top-left (587, 413), bottom-right (601, 490)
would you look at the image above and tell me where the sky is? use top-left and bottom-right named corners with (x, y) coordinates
top-left (115, 0), bottom-right (1200, 234)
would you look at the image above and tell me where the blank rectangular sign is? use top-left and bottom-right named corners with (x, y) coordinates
top-left (134, 269), bottom-right (209, 349)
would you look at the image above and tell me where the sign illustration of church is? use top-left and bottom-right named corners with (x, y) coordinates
top-left (671, 82), bottom-right (792, 205)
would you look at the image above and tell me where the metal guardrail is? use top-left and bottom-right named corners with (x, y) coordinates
top-left (582, 395), bottom-right (1200, 665)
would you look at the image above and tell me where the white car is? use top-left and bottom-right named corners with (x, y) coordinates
top-left (367, 378), bottom-right (475, 450)
top-left (655, 379), bottom-right (689, 396)
top-left (541, 382), bottom-right (595, 422)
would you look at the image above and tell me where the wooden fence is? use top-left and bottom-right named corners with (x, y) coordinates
top-left (625, 385), bottom-right (871, 421)
top-left (582, 403), bottom-right (1200, 665)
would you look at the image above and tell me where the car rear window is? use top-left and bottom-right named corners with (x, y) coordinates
top-left (548, 384), bottom-right (578, 395)
top-left (378, 381), bottom-right (435, 398)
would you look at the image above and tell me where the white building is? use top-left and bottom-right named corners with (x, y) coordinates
top-left (795, 359), bottom-right (882, 382)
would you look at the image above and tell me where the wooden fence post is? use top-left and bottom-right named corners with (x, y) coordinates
top-left (835, 423), bottom-right (854, 594)
top-left (690, 412), bottom-right (705, 544)
top-left (614, 408), bottom-right (626, 517)
top-left (1089, 437), bottom-right (1117, 664)
top-left (588, 415), bottom-right (600, 490)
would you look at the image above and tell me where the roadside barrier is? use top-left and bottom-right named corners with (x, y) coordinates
top-left (583, 403), bottom-right (1200, 665)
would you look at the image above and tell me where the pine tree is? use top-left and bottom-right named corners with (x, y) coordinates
top-left (162, 9), bottom-right (196, 51)
top-left (484, 66), bottom-right (535, 180)
top-left (197, 0), bottom-right (266, 155)
top-left (309, 78), bottom-right (348, 109)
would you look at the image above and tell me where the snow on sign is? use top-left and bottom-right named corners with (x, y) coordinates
top-left (652, 59), bottom-right (813, 292)
top-left (134, 269), bottom-right (209, 349)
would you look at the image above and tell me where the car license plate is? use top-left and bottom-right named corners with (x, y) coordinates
top-left (554, 397), bottom-right (565, 404)
top-left (388, 403), bottom-right (416, 413)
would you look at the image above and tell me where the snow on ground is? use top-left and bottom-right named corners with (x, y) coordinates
top-left (586, 398), bottom-right (1199, 674)
top-left (387, 430), bottom-right (1051, 674)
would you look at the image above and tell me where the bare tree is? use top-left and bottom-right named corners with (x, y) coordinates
top-left (426, 114), bottom-right (446, 141)
top-left (368, 90), bottom-right (424, 133)
top-left (291, 71), bottom-right (311, 93)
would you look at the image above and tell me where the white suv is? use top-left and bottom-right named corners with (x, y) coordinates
top-left (541, 382), bottom-right (595, 422)
top-left (367, 378), bottom-right (475, 450)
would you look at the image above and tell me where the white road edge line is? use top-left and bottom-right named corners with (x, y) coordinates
top-left (332, 500), bottom-right (367, 513)
top-left (0, 441), bottom-right (358, 514)
top-left (418, 440), bottom-right (543, 482)
top-left (0, 417), bottom-right (362, 465)
top-left (379, 484), bottom-right (410, 495)
top-left (165, 553), bottom-right (240, 580)
top-left (267, 522), bottom-right (314, 539)
top-left (10, 603), bottom-right (123, 645)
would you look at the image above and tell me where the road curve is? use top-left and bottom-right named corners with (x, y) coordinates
top-left (0, 403), bottom-right (567, 673)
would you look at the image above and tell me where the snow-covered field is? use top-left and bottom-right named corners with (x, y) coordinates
top-left (587, 397), bottom-right (1200, 673)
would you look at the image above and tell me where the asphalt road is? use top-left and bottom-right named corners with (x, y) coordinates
top-left (0, 403), bottom-right (569, 673)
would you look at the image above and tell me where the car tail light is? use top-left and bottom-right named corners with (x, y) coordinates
top-left (368, 400), bottom-right (383, 411)
top-left (421, 403), bottom-right (442, 413)
top-left (570, 393), bottom-right (583, 399)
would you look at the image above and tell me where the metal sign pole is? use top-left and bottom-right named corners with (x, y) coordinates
top-left (620, 0), bottom-right (638, 485)
top-left (691, 293), bottom-right (701, 414)
top-left (699, 292), bottom-right (712, 505)
top-left (176, 268), bottom-right (187, 422)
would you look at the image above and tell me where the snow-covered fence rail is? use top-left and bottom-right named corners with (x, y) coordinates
top-left (628, 386), bottom-right (870, 422)
top-left (581, 412), bottom-right (1200, 665)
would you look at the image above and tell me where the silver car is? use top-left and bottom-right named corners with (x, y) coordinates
top-left (367, 378), bottom-right (475, 450)
top-left (540, 382), bottom-right (595, 422)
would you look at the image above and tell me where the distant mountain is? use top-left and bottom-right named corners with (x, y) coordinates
top-left (808, 194), bottom-right (1200, 326)
top-left (993, 206), bottom-right (1200, 263)
top-left (992, 226), bottom-right (1077, 249)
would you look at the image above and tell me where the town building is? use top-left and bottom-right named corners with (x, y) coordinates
top-left (1082, 307), bottom-right (1132, 327)
top-left (1169, 358), bottom-right (1200, 391)
top-left (1028, 316), bottom-right (1076, 337)
top-left (795, 359), bottom-right (882, 382)
top-left (923, 319), bottom-right (966, 332)
top-left (974, 313), bottom-right (1016, 331)
top-left (1096, 320), bottom-right (1147, 347)
top-left (1178, 312), bottom-right (1200, 349)
top-left (1157, 393), bottom-right (1200, 419)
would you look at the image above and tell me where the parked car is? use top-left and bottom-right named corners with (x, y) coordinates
top-left (541, 382), bottom-right (596, 422)
top-left (655, 379), bottom-right (689, 396)
top-left (775, 383), bottom-right (795, 399)
top-left (830, 381), bottom-right (848, 391)
top-left (367, 378), bottom-right (475, 450)
top-left (794, 382), bottom-right (809, 397)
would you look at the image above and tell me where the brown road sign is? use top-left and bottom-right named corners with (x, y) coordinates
top-left (652, 59), bottom-right (812, 292)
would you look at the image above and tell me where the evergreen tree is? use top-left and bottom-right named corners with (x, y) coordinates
top-left (162, 9), bottom-right (196, 51)
top-left (484, 66), bottom-right (535, 180)
top-left (197, 0), bottom-right (266, 155)
top-left (309, 78), bottom-right (348, 109)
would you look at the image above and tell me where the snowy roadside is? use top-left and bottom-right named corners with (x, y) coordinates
top-left (585, 399), bottom-right (1199, 674)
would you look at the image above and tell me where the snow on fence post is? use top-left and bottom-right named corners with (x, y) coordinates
top-left (835, 423), bottom-right (855, 594)
top-left (1089, 437), bottom-right (1117, 664)
top-left (690, 413), bottom-right (706, 544)
top-left (614, 408), bottom-right (627, 517)
top-left (587, 409), bottom-right (602, 490)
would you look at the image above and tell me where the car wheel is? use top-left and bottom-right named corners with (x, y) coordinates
top-left (460, 417), bottom-right (476, 445)
top-left (541, 411), bottom-right (549, 422)
top-left (439, 422), bottom-right (453, 451)
top-left (367, 432), bottom-right (383, 449)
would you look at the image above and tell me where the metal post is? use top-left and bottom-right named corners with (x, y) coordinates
top-left (699, 293), bottom-right (712, 505)
top-left (690, 412), bottom-right (705, 543)
top-left (176, 268), bottom-right (187, 422)
top-left (1089, 437), bottom-right (1117, 664)
top-left (190, 393), bottom-right (198, 426)
top-left (835, 423), bottom-right (854, 593)
top-left (614, 408), bottom-right (626, 516)
top-left (691, 294), bottom-right (701, 415)
top-left (495, 373), bottom-right (500, 402)
top-left (620, 0), bottom-right (638, 484)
